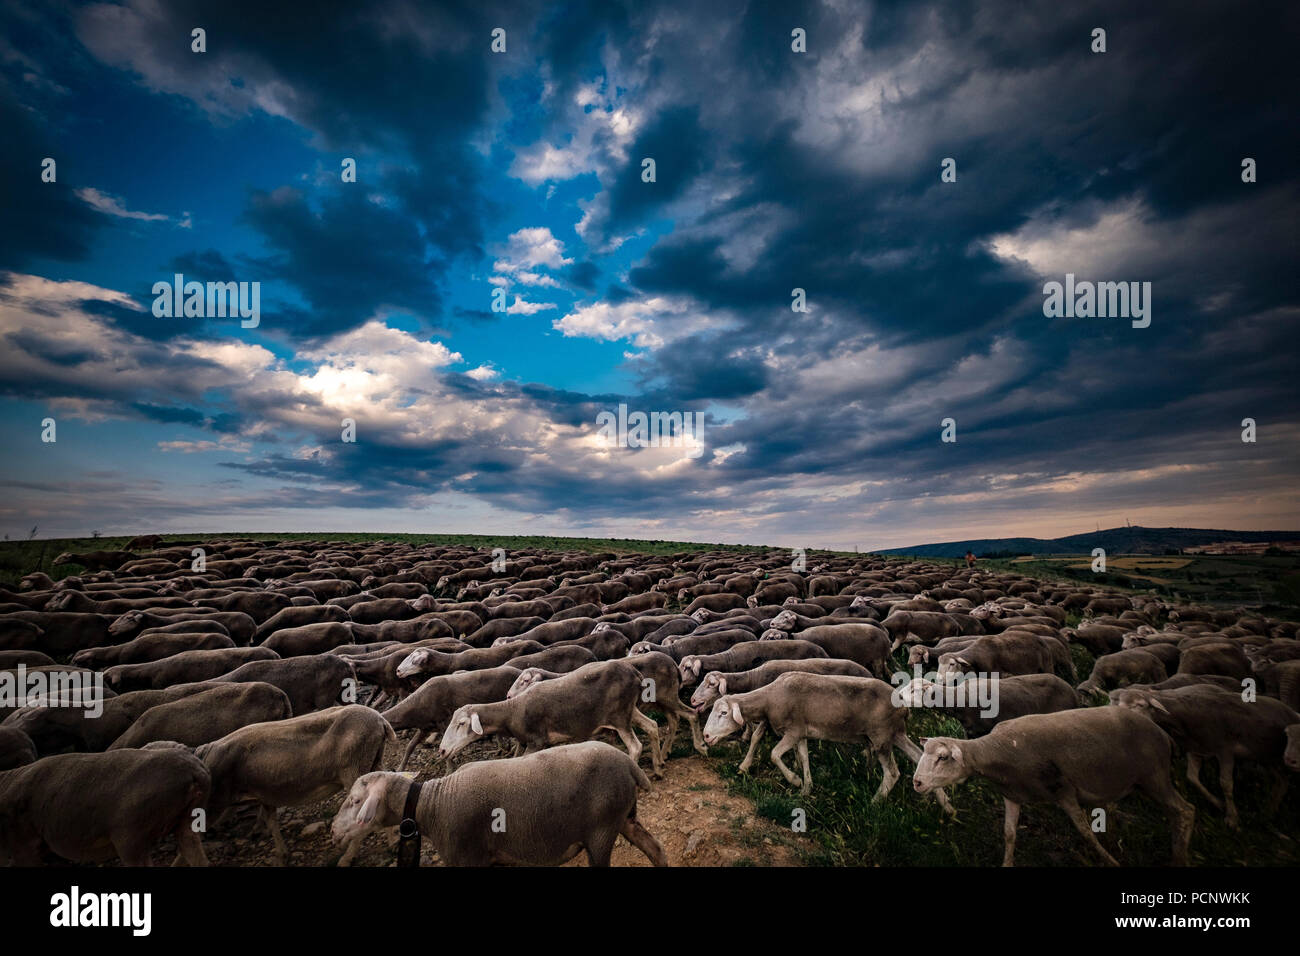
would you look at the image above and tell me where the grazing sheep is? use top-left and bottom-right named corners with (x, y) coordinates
top-left (0, 747), bottom-right (210, 865)
top-left (330, 741), bottom-right (667, 866)
top-left (702, 671), bottom-right (953, 814)
top-left (197, 705), bottom-right (395, 865)
top-left (913, 707), bottom-right (1193, 866)
top-left (1109, 685), bottom-right (1298, 828)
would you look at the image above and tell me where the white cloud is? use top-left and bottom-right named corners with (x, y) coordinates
top-left (75, 187), bottom-right (169, 222)
top-left (552, 295), bottom-right (726, 349)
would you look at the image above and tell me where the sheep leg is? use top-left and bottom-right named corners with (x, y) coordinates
top-left (621, 816), bottom-right (669, 866)
top-left (261, 805), bottom-right (290, 864)
top-left (614, 725), bottom-right (644, 766)
top-left (1185, 754), bottom-right (1224, 810)
top-left (683, 710), bottom-right (708, 755)
top-left (1217, 755), bottom-right (1239, 829)
top-left (1059, 795), bottom-right (1119, 866)
top-left (872, 748), bottom-right (900, 802)
top-left (797, 738), bottom-right (813, 794)
top-left (630, 708), bottom-right (664, 777)
top-left (1266, 769), bottom-right (1289, 813)
top-left (584, 832), bottom-right (617, 867)
top-left (397, 732), bottom-right (424, 772)
top-left (336, 832), bottom-right (366, 867)
top-left (770, 732), bottom-right (803, 788)
top-left (173, 822), bottom-right (210, 867)
top-left (661, 711), bottom-right (679, 760)
top-left (1001, 799), bottom-right (1021, 867)
top-left (737, 720), bottom-right (767, 773)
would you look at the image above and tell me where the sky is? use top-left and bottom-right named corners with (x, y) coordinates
top-left (0, 0), bottom-right (1296, 550)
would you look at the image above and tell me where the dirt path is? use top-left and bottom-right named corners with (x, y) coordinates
top-left (158, 734), bottom-right (803, 867)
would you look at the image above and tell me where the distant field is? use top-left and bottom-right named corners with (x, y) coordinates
top-left (995, 552), bottom-right (1300, 614)
top-left (0, 532), bottom-right (776, 586)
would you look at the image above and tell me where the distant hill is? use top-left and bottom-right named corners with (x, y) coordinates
top-left (874, 526), bottom-right (1300, 558)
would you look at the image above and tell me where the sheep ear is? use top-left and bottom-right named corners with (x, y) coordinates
top-left (949, 743), bottom-right (962, 761)
top-left (919, 737), bottom-right (930, 745)
top-left (357, 788), bottom-right (383, 825)
top-left (730, 700), bottom-right (743, 726)
top-left (718, 678), bottom-right (727, 695)
top-left (470, 712), bottom-right (483, 735)
top-left (1149, 697), bottom-right (1170, 714)
top-left (956, 656), bottom-right (970, 666)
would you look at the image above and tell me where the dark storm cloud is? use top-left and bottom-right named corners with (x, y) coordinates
top-left (240, 186), bottom-right (441, 337)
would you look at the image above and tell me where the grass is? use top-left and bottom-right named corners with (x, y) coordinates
top-left (705, 640), bottom-right (1300, 866)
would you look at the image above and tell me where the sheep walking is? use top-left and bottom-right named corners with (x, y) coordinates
top-left (330, 741), bottom-right (668, 866)
top-left (913, 707), bottom-right (1194, 866)
top-left (701, 671), bottom-right (954, 814)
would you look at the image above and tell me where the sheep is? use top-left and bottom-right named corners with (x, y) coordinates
top-left (1077, 648), bottom-right (1169, 698)
top-left (759, 623), bottom-right (890, 676)
top-left (71, 630), bottom-right (235, 669)
top-left (701, 671), bottom-right (953, 812)
top-left (0, 747), bottom-right (210, 865)
top-left (330, 741), bottom-right (667, 866)
top-left (508, 651), bottom-right (706, 758)
top-left (688, 657), bottom-right (871, 713)
top-left (0, 650), bottom-right (55, 669)
top-left (439, 660), bottom-right (664, 777)
top-left (107, 682), bottom-right (293, 750)
top-left (1252, 659), bottom-right (1300, 711)
top-left (0, 726), bottom-right (36, 769)
top-left (1177, 642), bottom-right (1252, 681)
top-left (196, 704), bottom-right (395, 865)
top-left (893, 674), bottom-right (1080, 736)
top-left (1108, 685), bottom-right (1299, 828)
top-left (463, 615), bottom-right (545, 647)
top-left (394, 640), bottom-right (547, 684)
top-left (879, 610), bottom-right (961, 651)
top-left (678, 639), bottom-right (829, 687)
top-left (383, 666), bottom-right (525, 770)
top-left (934, 632), bottom-right (1057, 684)
top-left (109, 609), bottom-right (256, 644)
top-left (104, 646), bottom-right (278, 692)
top-left (252, 604), bottom-right (351, 642)
top-left (912, 706), bottom-right (1194, 866)
top-left (211, 653), bottom-right (356, 715)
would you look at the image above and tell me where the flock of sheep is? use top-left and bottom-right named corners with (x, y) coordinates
top-left (1, 537), bottom-right (1297, 867)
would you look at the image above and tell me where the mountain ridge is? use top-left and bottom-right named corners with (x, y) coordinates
top-left (873, 526), bottom-right (1300, 558)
